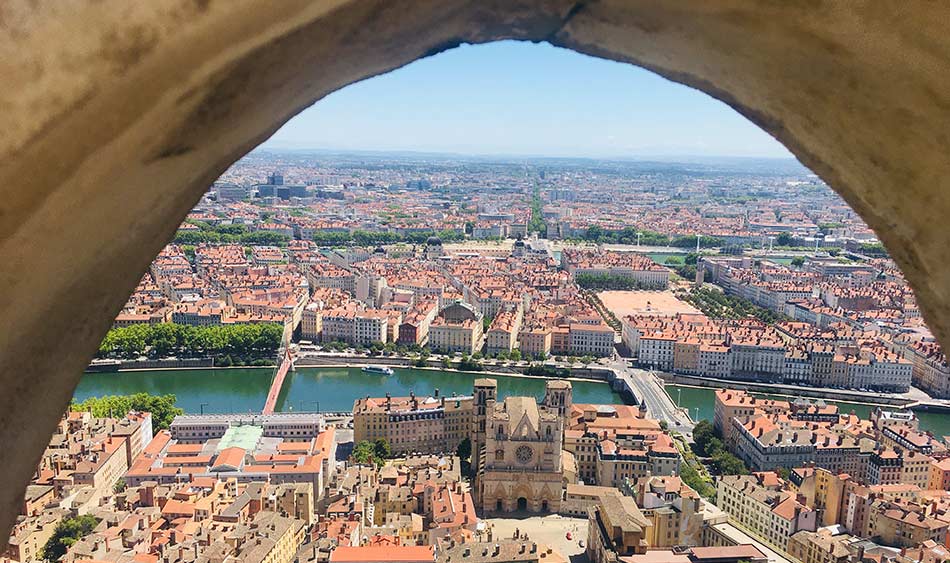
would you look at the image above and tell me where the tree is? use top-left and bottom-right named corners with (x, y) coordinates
top-left (509, 349), bottom-right (522, 362)
top-left (705, 437), bottom-right (725, 457)
top-left (456, 437), bottom-right (472, 462)
top-left (584, 225), bottom-right (606, 242)
top-left (678, 459), bottom-right (716, 500)
top-left (71, 393), bottom-right (183, 432)
top-left (775, 233), bottom-right (794, 246)
top-left (712, 451), bottom-right (749, 475)
top-left (351, 440), bottom-right (380, 467)
top-left (98, 322), bottom-right (282, 363)
top-left (791, 256), bottom-right (805, 266)
top-left (373, 438), bottom-right (391, 460)
top-left (113, 479), bottom-right (127, 494)
top-left (351, 439), bottom-right (390, 468)
top-left (776, 467), bottom-right (791, 480)
top-left (692, 420), bottom-right (716, 454)
top-left (42, 515), bottom-right (100, 561)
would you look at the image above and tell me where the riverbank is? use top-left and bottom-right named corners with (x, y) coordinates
top-left (296, 353), bottom-right (615, 381)
top-left (88, 358), bottom-right (276, 372)
top-left (658, 371), bottom-right (919, 408)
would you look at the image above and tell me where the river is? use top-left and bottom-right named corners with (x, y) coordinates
top-left (73, 368), bottom-right (950, 437)
top-left (74, 367), bottom-right (621, 414)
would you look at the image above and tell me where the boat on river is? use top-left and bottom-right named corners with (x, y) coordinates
top-left (362, 365), bottom-right (394, 376)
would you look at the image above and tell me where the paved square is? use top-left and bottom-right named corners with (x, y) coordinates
top-left (598, 290), bottom-right (700, 318)
top-left (481, 514), bottom-right (589, 563)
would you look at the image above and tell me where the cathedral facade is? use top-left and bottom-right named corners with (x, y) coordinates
top-left (472, 378), bottom-right (573, 513)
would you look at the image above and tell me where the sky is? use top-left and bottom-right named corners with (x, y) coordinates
top-left (262, 41), bottom-right (792, 159)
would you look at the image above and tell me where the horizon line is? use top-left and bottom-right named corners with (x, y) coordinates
top-left (252, 145), bottom-right (802, 163)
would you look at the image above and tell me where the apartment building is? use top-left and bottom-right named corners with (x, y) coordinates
top-left (712, 389), bottom-right (789, 448)
top-left (301, 302), bottom-right (322, 341)
top-left (865, 500), bottom-right (948, 548)
top-left (353, 392), bottom-right (474, 456)
top-left (632, 475), bottom-right (705, 548)
top-left (733, 414), bottom-right (873, 474)
top-left (354, 309), bottom-right (391, 345)
top-left (787, 528), bottom-right (855, 563)
top-left (569, 323), bottom-right (615, 357)
top-left (484, 308), bottom-right (523, 354)
top-left (562, 248), bottom-right (670, 289)
top-left (901, 338), bottom-right (950, 399)
top-left (398, 300), bottom-right (439, 346)
top-left (928, 457), bottom-right (950, 490)
top-left (716, 473), bottom-right (818, 552)
top-left (586, 489), bottom-right (651, 563)
top-left (564, 404), bottom-right (677, 487)
top-left (519, 326), bottom-right (553, 358)
top-left (428, 302), bottom-right (484, 354)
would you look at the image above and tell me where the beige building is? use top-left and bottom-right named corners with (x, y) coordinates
top-left (353, 391), bottom-right (473, 456)
top-left (2, 509), bottom-right (65, 563)
top-left (354, 309), bottom-right (391, 345)
top-left (716, 473), bottom-right (818, 552)
top-left (519, 327), bottom-right (552, 358)
top-left (244, 512), bottom-right (307, 563)
top-left (865, 499), bottom-right (948, 548)
top-left (787, 528), bottom-right (854, 563)
top-left (484, 307), bottom-right (523, 355)
top-left (633, 476), bottom-right (704, 548)
top-left (429, 302), bottom-right (484, 354)
top-left (301, 303), bottom-right (322, 341)
top-left (568, 323), bottom-right (615, 357)
top-left (475, 380), bottom-right (572, 513)
top-left (713, 389), bottom-right (789, 448)
top-left (928, 457), bottom-right (950, 490)
top-left (561, 484), bottom-right (619, 517)
top-left (794, 467), bottom-right (850, 528)
top-left (586, 489), bottom-right (651, 563)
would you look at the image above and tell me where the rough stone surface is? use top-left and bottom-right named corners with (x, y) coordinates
top-left (3, 0), bottom-right (950, 547)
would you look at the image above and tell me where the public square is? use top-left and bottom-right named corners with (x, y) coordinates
top-left (482, 514), bottom-right (589, 563)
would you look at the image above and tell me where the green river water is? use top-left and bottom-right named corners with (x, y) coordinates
top-left (74, 368), bottom-right (950, 436)
top-left (75, 367), bottom-right (620, 414)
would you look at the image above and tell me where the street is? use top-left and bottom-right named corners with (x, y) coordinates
top-left (607, 356), bottom-right (694, 433)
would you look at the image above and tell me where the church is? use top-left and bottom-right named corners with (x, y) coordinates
top-left (472, 378), bottom-right (575, 513)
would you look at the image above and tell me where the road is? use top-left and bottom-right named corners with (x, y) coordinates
top-left (607, 356), bottom-right (694, 434)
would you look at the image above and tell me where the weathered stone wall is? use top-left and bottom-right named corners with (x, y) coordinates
top-left (3, 0), bottom-right (950, 547)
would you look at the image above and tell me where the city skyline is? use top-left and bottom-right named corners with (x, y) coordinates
top-left (263, 41), bottom-right (793, 159)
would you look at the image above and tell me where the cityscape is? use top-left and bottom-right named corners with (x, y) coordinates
top-left (7, 146), bottom-right (950, 563)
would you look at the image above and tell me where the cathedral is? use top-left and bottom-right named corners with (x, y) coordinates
top-left (472, 378), bottom-right (574, 513)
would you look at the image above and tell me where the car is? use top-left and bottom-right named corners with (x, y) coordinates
top-left (566, 532), bottom-right (572, 540)
top-left (579, 541), bottom-right (585, 548)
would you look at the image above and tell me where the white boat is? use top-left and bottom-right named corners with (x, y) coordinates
top-left (362, 365), bottom-right (394, 376)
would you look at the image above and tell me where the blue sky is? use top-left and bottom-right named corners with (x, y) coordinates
top-left (263, 41), bottom-right (791, 159)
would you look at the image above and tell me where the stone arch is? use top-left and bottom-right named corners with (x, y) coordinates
top-left (4, 0), bottom-right (950, 546)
